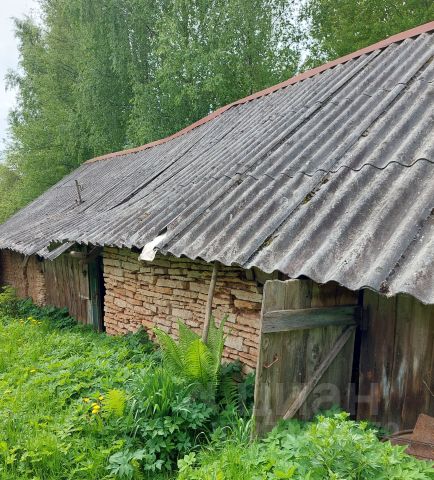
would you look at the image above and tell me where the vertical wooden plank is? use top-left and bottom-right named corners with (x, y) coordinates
top-left (277, 281), bottom-right (313, 421)
top-left (395, 296), bottom-right (434, 430)
top-left (387, 294), bottom-right (413, 430)
top-left (358, 291), bottom-right (434, 431)
top-left (304, 282), bottom-right (357, 418)
top-left (429, 345), bottom-right (434, 418)
top-left (358, 290), bottom-right (397, 426)
top-left (254, 280), bottom-right (299, 435)
top-left (43, 253), bottom-right (90, 324)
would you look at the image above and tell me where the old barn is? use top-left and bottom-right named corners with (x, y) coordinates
top-left (0, 23), bottom-right (433, 433)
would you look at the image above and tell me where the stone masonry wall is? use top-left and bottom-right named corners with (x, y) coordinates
top-left (103, 247), bottom-right (263, 370)
top-left (0, 249), bottom-right (46, 305)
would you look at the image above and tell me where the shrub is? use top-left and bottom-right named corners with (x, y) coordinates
top-left (177, 413), bottom-right (434, 480)
top-left (0, 286), bottom-right (20, 317)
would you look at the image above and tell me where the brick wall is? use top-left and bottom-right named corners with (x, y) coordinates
top-left (103, 247), bottom-right (264, 370)
top-left (0, 249), bottom-right (46, 305)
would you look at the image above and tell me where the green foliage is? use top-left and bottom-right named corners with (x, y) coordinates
top-left (154, 317), bottom-right (227, 398)
top-left (127, 0), bottom-right (300, 144)
top-left (302, 0), bottom-right (434, 66)
top-left (1, 0), bottom-right (301, 222)
top-left (0, 286), bottom-right (20, 317)
top-left (107, 448), bottom-right (146, 479)
top-left (217, 361), bottom-right (255, 414)
top-left (103, 389), bottom-right (127, 418)
top-left (178, 412), bottom-right (434, 480)
top-left (0, 309), bottom-right (154, 479)
top-left (0, 296), bottom-right (246, 478)
top-left (0, 293), bottom-right (432, 479)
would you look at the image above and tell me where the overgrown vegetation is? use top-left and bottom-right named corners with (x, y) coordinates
top-left (177, 413), bottom-right (434, 479)
top-left (0, 287), bottom-right (432, 479)
top-left (0, 288), bottom-right (253, 479)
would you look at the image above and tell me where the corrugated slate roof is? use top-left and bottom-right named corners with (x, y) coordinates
top-left (1, 24), bottom-right (434, 304)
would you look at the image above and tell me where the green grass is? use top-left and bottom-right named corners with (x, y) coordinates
top-left (0, 313), bottom-right (156, 479)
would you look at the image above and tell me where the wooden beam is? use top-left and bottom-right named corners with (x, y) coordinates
top-left (202, 262), bottom-right (218, 342)
top-left (282, 325), bottom-right (356, 420)
top-left (262, 306), bottom-right (359, 333)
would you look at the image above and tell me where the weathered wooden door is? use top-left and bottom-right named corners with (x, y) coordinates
top-left (253, 279), bottom-right (360, 436)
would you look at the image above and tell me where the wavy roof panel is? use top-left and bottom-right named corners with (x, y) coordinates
top-left (0, 24), bottom-right (433, 303)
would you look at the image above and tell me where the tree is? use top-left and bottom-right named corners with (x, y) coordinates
top-left (127, 0), bottom-right (301, 144)
top-left (302, 0), bottom-right (434, 66)
top-left (1, 0), bottom-right (301, 222)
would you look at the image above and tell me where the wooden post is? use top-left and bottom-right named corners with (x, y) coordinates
top-left (21, 255), bottom-right (30, 298)
top-left (202, 262), bottom-right (218, 343)
top-left (75, 180), bottom-right (83, 205)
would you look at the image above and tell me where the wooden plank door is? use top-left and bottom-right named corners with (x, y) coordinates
top-left (253, 279), bottom-right (360, 436)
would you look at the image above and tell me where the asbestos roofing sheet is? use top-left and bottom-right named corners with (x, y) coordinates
top-left (0, 30), bottom-right (433, 303)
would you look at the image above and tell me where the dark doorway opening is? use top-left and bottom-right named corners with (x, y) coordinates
top-left (88, 255), bottom-right (105, 332)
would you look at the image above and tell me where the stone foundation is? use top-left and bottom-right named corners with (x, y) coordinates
top-left (0, 249), bottom-right (46, 305)
top-left (103, 247), bottom-right (263, 369)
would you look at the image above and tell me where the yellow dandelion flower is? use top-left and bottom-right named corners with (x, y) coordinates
top-left (83, 397), bottom-right (90, 403)
top-left (91, 402), bottom-right (98, 407)
top-left (98, 395), bottom-right (104, 401)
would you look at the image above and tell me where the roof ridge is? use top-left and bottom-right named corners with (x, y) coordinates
top-left (86, 21), bottom-right (434, 164)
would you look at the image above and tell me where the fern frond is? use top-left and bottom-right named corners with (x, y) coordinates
top-left (103, 389), bottom-right (126, 417)
top-left (177, 320), bottom-right (200, 357)
top-left (184, 339), bottom-right (214, 387)
top-left (218, 372), bottom-right (239, 406)
top-left (207, 315), bottom-right (228, 375)
top-left (154, 328), bottom-right (184, 374)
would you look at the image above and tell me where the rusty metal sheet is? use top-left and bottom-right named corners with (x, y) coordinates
top-left (387, 414), bottom-right (434, 461)
top-left (0, 29), bottom-right (433, 304)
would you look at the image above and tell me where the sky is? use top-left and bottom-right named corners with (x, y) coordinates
top-left (0, 0), bottom-right (38, 156)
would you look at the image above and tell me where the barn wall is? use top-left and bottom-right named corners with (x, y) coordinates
top-left (103, 247), bottom-right (263, 370)
top-left (0, 249), bottom-right (46, 305)
top-left (358, 289), bottom-right (434, 431)
top-left (44, 254), bottom-right (91, 324)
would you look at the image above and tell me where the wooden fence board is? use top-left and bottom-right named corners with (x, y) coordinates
top-left (358, 291), bottom-right (434, 431)
top-left (45, 254), bottom-right (90, 324)
top-left (262, 306), bottom-right (359, 333)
